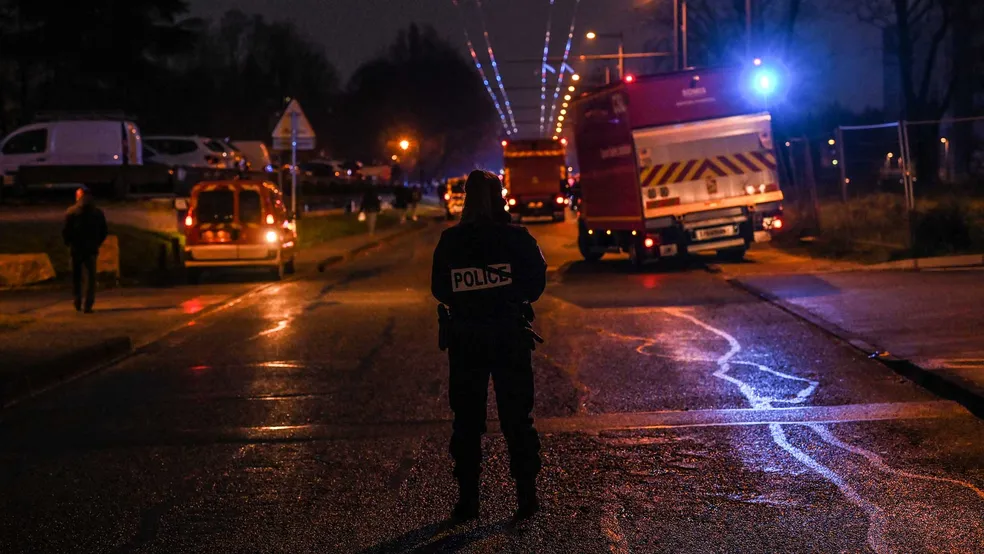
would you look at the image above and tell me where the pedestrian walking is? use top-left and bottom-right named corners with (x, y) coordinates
top-left (394, 185), bottom-right (410, 224)
top-left (409, 184), bottom-right (422, 221)
top-left (431, 169), bottom-right (547, 524)
top-left (360, 186), bottom-right (381, 236)
top-left (62, 186), bottom-right (108, 313)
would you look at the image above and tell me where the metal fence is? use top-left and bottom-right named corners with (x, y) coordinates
top-left (782, 117), bottom-right (984, 262)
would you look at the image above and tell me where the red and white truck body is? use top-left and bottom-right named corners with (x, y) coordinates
top-left (571, 67), bottom-right (784, 263)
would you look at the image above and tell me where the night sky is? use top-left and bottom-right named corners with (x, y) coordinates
top-left (189, 0), bottom-right (882, 129)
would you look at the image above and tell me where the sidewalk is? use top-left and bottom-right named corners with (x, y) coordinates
top-left (734, 269), bottom-right (984, 412)
top-left (0, 215), bottom-right (438, 407)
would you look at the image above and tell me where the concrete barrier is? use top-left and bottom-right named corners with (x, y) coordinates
top-left (0, 254), bottom-right (56, 286)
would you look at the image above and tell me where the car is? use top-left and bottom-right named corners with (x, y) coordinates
top-left (215, 139), bottom-right (247, 171)
top-left (0, 116), bottom-right (142, 186)
top-left (231, 140), bottom-right (274, 172)
top-left (183, 179), bottom-right (297, 282)
top-left (143, 135), bottom-right (236, 169)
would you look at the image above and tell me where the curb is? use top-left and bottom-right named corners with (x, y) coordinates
top-left (729, 278), bottom-right (984, 420)
top-left (1, 336), bottom-right (133, 409)
top-left (316, 220), bottom-right (435, 272)
top-left (863, 253), bottom-right (984, 271)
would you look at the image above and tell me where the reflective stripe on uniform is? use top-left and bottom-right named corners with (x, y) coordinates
top-left (452, 264), bottom-right (513, 292)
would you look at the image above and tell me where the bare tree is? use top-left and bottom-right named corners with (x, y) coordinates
top-left (848, 0), bottom-right (959, 120)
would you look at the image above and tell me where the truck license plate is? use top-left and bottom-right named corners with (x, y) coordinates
top-left (695, 225), bottom-right (736, 241)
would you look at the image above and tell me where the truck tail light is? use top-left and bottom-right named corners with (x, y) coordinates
top-left (265, 214), bottom-right (275, 225)
top-left (184, 214), bottom-right (193, 227)
top-left (644, 236), bottom-right (656, 249)
top-left (555, 195), bottom-right (565, 205)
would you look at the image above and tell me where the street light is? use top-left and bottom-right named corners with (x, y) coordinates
top-left (586, 30), bottom-right (625, 83)
top-left (828, 139), bottom-right (836, 146)
top-left (391, 154), bottom-right (398, 161)
top-left (399, 139), bottom-right (410, 151)
top-left (572, 74), bottom-right (581, 81)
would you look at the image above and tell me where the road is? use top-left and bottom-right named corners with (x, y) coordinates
top-left (2, 216), bottom-right (984, 553)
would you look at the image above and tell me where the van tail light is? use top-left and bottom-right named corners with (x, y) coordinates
top-left (184, 214), bottom-right (194, 227)
top-left (555, 195), bottom-right (565, 205)
top-left (265, 214), bottom-right (275, 225)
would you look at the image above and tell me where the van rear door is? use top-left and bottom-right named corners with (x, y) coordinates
top-left (193, 186), bottom-right (239, 260)
top-left (235, 186), bottom-right (270, 260)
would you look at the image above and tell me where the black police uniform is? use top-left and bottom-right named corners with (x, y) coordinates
top-left (431, 220), bottom-right (547, 507)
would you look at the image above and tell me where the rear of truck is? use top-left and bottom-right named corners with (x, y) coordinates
top-left (502, 138), bottom-right (569, 222)
top-left (572, 67), bottom-right (784, 264)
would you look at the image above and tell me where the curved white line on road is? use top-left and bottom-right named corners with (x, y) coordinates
top-left (770, 423), bottom-right (892, 554)
top-left (661, 308), bottom-right (890, 553)
top-left (808, 423), bottom-right (984, 500)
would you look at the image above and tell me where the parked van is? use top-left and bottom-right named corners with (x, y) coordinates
top-left (183, 180), bottom-right (297, 282)
top-left (231, 141), bottom-right (273, 172)
top-left (0, 118), bottom-right (142, 185)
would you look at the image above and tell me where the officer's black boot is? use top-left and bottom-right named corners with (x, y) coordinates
top-left (513, 478), bottom-right (539, 522)
top-left (451, 479), bottom-right (480, 523)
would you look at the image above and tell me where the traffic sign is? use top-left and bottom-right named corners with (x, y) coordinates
top-left (272, 100), bottom-right (316, 151)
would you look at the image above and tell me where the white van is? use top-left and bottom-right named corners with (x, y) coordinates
top-left (0, 119), bottom-right (142, 185)
top-left (231, 141), bottom-right (273, 172)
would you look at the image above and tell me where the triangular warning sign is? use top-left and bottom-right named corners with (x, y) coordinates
top-left (272, 100), bottom-right (316, 139)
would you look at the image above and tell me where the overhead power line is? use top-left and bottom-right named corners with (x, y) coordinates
top-left (547, 0), bottom-right (582, 131)
top-left (539, 0), bottom-right (556, 136)
top-left (476, 0), bottom-right (518, 134)
top-left (452, 0), bottom-right (511, 136)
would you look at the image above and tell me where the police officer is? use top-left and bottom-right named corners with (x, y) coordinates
top-left (431, 169), bottom-right (547, 523)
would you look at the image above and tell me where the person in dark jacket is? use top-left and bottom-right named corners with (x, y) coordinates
top-left (360, 187), bottom-right (382, 236)
top-left (431, 170), bottom-right (547, 523)
top-left (62, 187), bottom-right (108, 313)
top-left (394, 185), bottom-right (410, 223)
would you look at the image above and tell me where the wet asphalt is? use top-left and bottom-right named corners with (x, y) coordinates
top-left (2, 218), bottom-right (983, 553)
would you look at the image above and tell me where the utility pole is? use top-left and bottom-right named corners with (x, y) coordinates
top-left (746, 0), bottom-right (753, 58)
top-left (673, 0), bottom-right (679, 71)
top-left (682, 1), bottom-right (689, 69)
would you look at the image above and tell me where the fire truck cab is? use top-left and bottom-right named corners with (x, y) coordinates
top-left (571, 66), bottom-right (784, 265)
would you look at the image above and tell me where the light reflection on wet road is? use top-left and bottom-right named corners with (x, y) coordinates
top-left (1, 220), bottom-right (983, 553)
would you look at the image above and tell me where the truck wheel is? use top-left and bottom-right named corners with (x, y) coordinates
top-left (628, 242), bottom-right (647, 270)
top-left (718, 246), bottom-right (747, 261)
top-left (577, 221), bottom-right (603, 262)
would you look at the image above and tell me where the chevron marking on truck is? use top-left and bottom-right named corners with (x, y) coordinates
top-left (640, 151), bottom-right (777, 187)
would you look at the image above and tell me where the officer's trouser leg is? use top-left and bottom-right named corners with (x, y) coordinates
top-left (491, 349), bottom-right (542, 483)
top-left (448, 360), bottom-right (490, 489)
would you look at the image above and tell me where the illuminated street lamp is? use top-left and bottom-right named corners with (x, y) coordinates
top-left (564, 94), bottom-right (572, 101)
top-left (586, 30), bottom-right (624, 82)
top-left (391, 154), bottom-right (398, 161)
top-left (399, 139), bottom-right (410, 151)
top-left (572, 74), bottom-right (581, 81)
top-left (828, 139), bottom-right (836, 146)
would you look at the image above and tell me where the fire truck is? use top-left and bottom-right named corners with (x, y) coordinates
top-left (502, 138), bottom-right (569, 223)
top-left (571, 66), bottom-right (785, 265)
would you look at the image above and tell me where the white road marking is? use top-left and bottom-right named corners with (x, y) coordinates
top-left (808, 423), bottom-right (984, 500)
top-left (648, 307), bottom-right (984, 553)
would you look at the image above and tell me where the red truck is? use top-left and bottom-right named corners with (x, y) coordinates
top-left (571, 66), bottom-right (784, 265)
top-left (502, 138), bottom-right (569, 223)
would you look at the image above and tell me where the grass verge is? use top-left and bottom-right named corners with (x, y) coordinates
top-left (0, 220), bottom-right (180, 284)
top-left (297, 211), bottom-right (401, 247)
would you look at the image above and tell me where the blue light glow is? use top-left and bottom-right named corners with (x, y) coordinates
top-left (753, 68), bottom-right (778, 96)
